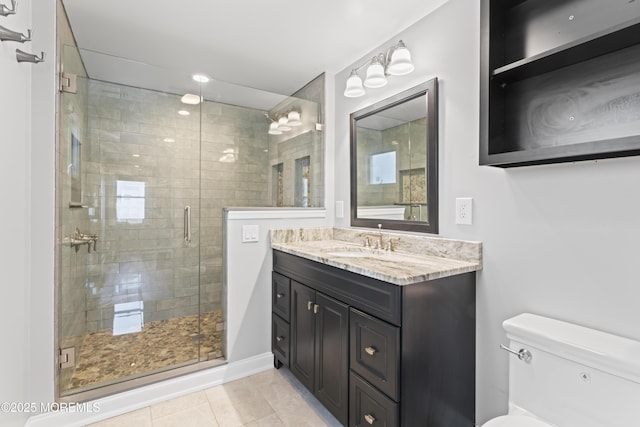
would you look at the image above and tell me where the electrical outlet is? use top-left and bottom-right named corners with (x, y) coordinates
top-left (455, 198), bottom-right (473, 225)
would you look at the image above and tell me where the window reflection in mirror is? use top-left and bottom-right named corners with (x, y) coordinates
top-left (350, 78), bottom-right (438, 233)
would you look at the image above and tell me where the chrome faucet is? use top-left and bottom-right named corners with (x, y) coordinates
top-left (377, 224), bottom-right (385, 249)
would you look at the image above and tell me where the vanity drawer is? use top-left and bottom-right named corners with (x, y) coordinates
top-left (350, 372), bottom-right (398, 427)
top-left (272, 272), bottom-right (290, 321)
top-left (350, 309), bottom-right (400, 401)
top-left (272, 314), bottom-right (289, 366)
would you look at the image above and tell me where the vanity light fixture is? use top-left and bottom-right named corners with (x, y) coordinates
top-left (343, 40), bottom-right (415, 98)
top-left (265, 110), bottom-right (302, 135)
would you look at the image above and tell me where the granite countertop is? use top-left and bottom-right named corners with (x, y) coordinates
top-left (270, 227), bottom-right (482, 286)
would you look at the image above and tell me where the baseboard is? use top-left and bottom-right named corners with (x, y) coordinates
top-left (25, 352), bottom-right (274, 427)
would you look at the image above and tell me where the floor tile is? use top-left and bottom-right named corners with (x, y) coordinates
top-left (153, 403), bottom-right (219, 427)
top-left (86, 368), bottom-right (341, 427)
top-left (88, 407), bottom-right (152, 427)
top-left (150, 391), bottom-right (209, 420)
top-left (242, 413), bottom-right (285, 427)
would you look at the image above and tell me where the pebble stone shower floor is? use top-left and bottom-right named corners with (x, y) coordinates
top-left (62, 310), bottom-right (224, 392)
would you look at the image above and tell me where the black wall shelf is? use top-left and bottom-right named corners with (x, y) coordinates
top-left (480, 0), bottom-right (640, 167)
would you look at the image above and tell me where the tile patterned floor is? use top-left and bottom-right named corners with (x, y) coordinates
top-left (87, 368), bottom-right (342, 427)
top-left (63, 311), bottom-right (224, 393)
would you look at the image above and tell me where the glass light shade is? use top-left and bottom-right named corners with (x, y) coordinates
top-left (387, 42), bottom-right (414, 76)
top-left (364, 60), bottom-right (387, 88)
top-left (344, 70), bottom-right (365, 97)
top-left (277, 116), bottom-right (291, 131)
top-left (268, 122), bottom-right (282, 135)
top-left (287, 111), bottom-right (302, 126)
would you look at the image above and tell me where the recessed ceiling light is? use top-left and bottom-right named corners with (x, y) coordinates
top-left (132, 154), bottom-right (140, 157)
top-left (178, 110), bottom-right (190, 116)
top-left (163, 138), bottom-right (175, 143)
top-left (192, 74), bottom-right (210, 83)
top-left (181, 93), bottom-right (201, 105)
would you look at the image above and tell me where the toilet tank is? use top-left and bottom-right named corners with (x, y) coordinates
top-left (503, 313), bottom-right (640, 427)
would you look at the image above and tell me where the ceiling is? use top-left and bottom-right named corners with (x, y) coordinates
top-left (62, 0), bottom-right (448, 108)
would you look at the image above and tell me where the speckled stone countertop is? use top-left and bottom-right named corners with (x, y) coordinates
top-left (270, 227), bottom-right (482, 286)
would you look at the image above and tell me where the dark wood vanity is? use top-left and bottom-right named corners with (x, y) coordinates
top-left (272, 249), bottom-right (476, 427)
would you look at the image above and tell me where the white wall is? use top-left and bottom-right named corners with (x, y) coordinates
top-left (0, 1), bottom-right (32, 424)
top-left (224, 209), bottom-right (329, 363)
top-left (332, 0), bottom-right (640, 423)
top-left (0, 0), bottom-right (56, 426)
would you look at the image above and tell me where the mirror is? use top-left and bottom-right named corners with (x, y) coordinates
top-left (350, 78), bottom-right (438, 233)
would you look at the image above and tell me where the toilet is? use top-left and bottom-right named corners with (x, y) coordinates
top-left (482, 313), bottom-right (640, 427)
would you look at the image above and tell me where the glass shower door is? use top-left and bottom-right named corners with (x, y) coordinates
top-left (57, 56), bottom-right (212, 396)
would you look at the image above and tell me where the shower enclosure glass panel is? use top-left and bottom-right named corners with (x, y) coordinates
top-left (57, 44), bottom-right (323, 399)
top-left (57, 54), bottom-right (221, 396)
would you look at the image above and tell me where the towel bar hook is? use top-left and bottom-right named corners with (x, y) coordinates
top-left (0, 0), bottom-right (17, 17)
top-left (16, 48), bottom-right (44, 64)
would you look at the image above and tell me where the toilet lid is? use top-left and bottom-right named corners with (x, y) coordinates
top-left (483, 415), bottom-right (553, 427)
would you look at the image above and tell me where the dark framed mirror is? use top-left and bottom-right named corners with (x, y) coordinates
top-left (350, 78), bottom-right (438, 233)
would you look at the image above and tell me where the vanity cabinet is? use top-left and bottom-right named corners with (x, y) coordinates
top-left (272, 250), bottom-right (476, 427)
top-left (290, 281), bottom-right (349, 425)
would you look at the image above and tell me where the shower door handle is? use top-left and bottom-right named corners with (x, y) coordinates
top-left (184, 205), bottom-right (191, 243)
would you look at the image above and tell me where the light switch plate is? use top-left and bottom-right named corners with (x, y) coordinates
top-left (242, 224), bottom-right (259, 243)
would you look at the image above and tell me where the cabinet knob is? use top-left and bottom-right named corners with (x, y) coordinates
top-left (276, 292), bottom-right (285, 299)
top-left (307, 301), bottom-right (313, 311)
top-left (364, 346), bottom-right (377, 356)
top-left (364, 414), bottom-right (376, 425)
top-left (313, 304), bottom-right (319, 314)
top-left (276, 336), bottom-right (285, 342)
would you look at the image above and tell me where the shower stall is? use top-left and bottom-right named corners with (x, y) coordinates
top-left (56, 43), bottom-right (323, 399)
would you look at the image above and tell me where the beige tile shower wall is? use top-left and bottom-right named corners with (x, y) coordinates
top-left (268, 74), bottom-right (325, 207)
top-left (83, 81), bottom-right (270, 331)
top-left (200, 101), bottom-right (271, 314)
top-left (84, 80), bottom-right (202, 331)
top-left (269, 131), bottom-right (323, 207)
top-left (358, 118), bottom-right (428, 213)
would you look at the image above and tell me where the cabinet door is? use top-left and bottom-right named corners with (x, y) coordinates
top-left (290, 280), bottom-right (316, 392)
top-left (315, 292), bottom-right (349, 426)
